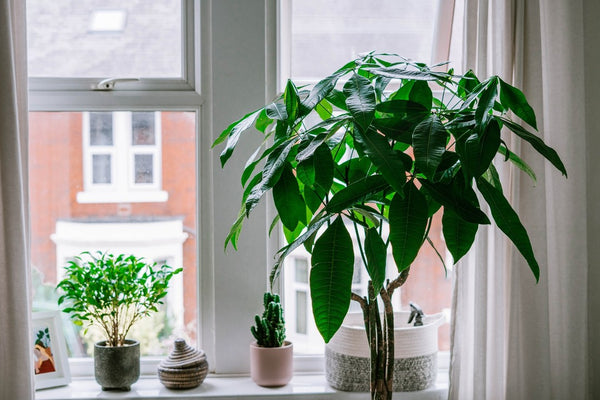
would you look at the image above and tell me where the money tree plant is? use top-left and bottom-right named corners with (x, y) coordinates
top-left (57, 251), bottom-right (182, 347)
top-left (213, 53), bottom-right (566, 400)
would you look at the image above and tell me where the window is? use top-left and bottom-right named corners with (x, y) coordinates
top-left (280, 0), bottom-right (461, 356)
top-left (79, 111), bottom-right (167, 203)
top-left (27, 0), bottom-right (201, 367)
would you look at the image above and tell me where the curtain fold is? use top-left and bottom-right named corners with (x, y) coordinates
top-left (0, 0), bottom-right (33, 399)
top-left (449, 0), bottom-right (589, 399)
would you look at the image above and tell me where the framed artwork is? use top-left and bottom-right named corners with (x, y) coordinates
top-left (32, 311), bottom-right (71, 390)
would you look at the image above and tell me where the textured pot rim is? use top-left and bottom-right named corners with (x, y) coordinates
top-left (250, 340), bottom-right (293, 350)
top-left (338, 312), bottom-right (445, 332)
top-left (95, 339), bottom-right (140, 348)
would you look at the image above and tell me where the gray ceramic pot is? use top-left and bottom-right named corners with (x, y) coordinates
top-left (94, 339), bottom-right (140, 391)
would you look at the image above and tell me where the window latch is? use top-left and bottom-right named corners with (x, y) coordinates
top-left (92, 78), bottom-right (140, 91)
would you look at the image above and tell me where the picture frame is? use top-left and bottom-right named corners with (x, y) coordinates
top-left (32, 311), bottom-right (71, 390)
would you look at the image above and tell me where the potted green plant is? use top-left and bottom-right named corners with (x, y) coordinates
top-left (213, 52), bottom-right (566, 399)
top-left (57, 251), bottom-right (182, 391)
top-left (249, 292), bottom-right (293, 387)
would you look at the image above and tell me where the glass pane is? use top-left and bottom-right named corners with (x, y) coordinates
top-left (132, 112), bottom-right (156, 145)
top-left (92, 154), bottom-right (111, 184)
top-left (296, 291), bottom-right (307, 335)
top-left (134, 154), bottom-right (154, 184)
top-left (90, 112), bottom-right (113, 146)
top-left (29, 111), bottom-right (197, 357)
top-left (291, 0), bottom-right (439, 81)
top-left (294, 258), bottom-right (308, 283)
top-left (27, 0), bottom-right (182, 78)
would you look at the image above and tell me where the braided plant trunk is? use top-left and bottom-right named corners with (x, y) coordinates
top-left (351, 269), bottom-right (410, 400)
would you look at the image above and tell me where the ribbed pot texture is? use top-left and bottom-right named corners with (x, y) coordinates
top-left (94, 339), bottom-right (140, 391)
top-left (250, 341), bottom-right (293, 387)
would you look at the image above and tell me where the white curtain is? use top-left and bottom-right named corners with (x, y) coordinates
top-left (449, 0), bottom-right (592, 399)
top-left (0, 1), bottom-right (33, 399)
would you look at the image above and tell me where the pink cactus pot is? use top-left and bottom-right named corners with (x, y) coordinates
top-left (249, 341), bottom-right (293, 387)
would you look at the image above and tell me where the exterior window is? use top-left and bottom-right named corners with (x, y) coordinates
top-left (282, 0), bottom-right (459, 356)
top-left (79, 111), bottom-right (166, 203)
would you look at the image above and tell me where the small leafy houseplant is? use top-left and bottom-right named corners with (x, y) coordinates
top-left (249, 292), bottom-right (292, 386)
top-left (57, 251), bottom-right (182, 390)
top-left (214, 53), bottom-right (566, 399)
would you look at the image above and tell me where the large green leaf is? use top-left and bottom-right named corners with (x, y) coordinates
top-left (389, 182), bottom-right (429, 271)
top-left (299, 144), bottom-right (334, 212)
top-left (245, 139), bottom-right (295, 215)
top-left (496, 116), bottom-right (567, 177)
top-left (412, 114), bottom-right (448, 178)
top-left (265, 102), bottom-right (288, 121)
top-left (343, 74), bottom-right (376, 133)
top-left (216, 109), bottom-right (262, 166)
top-left (284, 79), bottom-right (300, 122)
top-left (353, 128), bottom-right (407, 193)
top-left (457, 118), bottom-right (501, 179)
top-left (273, 164), bottom-right (306, 231)
top-left (409, 80), bottom-right (433, 110)
top-left (419, 179), bottom-right (490, 224)
top-left (442, 208), bottom-right (478, 264)
top-left (366, 66), bottom-right (447, 81)
top-left (310, 217), bottom-right (354, 342)
top-left (476, 177), bottom-right (540, 281)
top-left (499, 78), bottom-right (537, 129)
top-left (326, 175), bottom-right (389, 213)
top-left (364, 228), bottom-right (387, 293)
top-left (301, 70), bottom-right (347, 113)
top-left (475, 77), bottom-right (498, 126)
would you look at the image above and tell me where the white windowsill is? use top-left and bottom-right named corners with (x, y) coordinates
top-left (76, 190), bottom-right (169, 203)
top-left (35, 372), bottom-right (449, 400)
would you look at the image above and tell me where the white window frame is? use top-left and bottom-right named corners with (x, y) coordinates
top-left (78, 111), bottom-right (167, 203)
top-left (28, 0), bottom-right (457, 382)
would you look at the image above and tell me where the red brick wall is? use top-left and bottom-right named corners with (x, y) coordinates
top-left (29, 111), bottom-right (197, 328)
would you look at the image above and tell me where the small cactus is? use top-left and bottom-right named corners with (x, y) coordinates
top-left (251, 292), bottom-right (286, 347)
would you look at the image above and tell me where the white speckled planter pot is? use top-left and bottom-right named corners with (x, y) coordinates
top-left (325, 311), bottom-right (444, 392)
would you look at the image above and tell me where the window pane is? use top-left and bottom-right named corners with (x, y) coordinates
top-left (92, 154), bottom-right (111, 184)
top-left (30, 111), bottom-right (197, 357)
top-left (134, 154), bottom-right (154, 184)
top-left (132, 112), bottom-right (156, 145)
top-left (294, 258), bottom-right (308, 283)
top-left (291, 0), bottom-right (439, 81)
top-left (90, 112), bottom-right (113, 146)
top-left (27, 1), bottom-right (182, 78)
top-left (296, 291), bottom-right (308, 335)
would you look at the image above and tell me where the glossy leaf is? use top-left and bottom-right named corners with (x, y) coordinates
top-left (284, 79), bottom-right (300, 122)
top-left (476, 177), bottom-right (540, 281)
top-left (458, 118), bottom-right (501, 179)
top-left (326, 175), bottom-right (389, 213)
top-left (409, 80), bottom-right (433, 110)
top-left (442, 208), bottom-right (478, 264)
top-left (364, 228), bottom-right (387, 293)
top-left (497, 116), bottom-right (567, 177)
top-left (412, 114), bottom-right (448, 178)
top-left (389, 183), bottom-right (429, 271)
top-left (301, 71), bottom-right (346, 113)
top-left (353, 128), bottom-right (407, 193)
top-left (366, 66), bottom-right (446, 81)
top-left (344, 74), bottom-right (376, 132)
top-left (265, 102), bottom-right (288, 121)
top-left (419, 179), bottom-right (490, 224)
top-left (245, 139), bottom-right (295, 216)
top-left (216, 109), bottom-right (261, 166)
top-left (273, 164), bottom-right (306, 231)
top-left (310, 217), bottom-right (354, 342)
top-left (499, 78), bottom-right (537, 129)
top-left (475, 77), bottom-right (498, 126)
